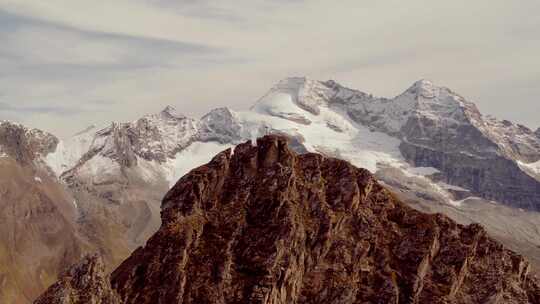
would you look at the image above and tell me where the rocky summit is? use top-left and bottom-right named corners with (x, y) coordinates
top-left (36, 136), bottom-right (540, 304)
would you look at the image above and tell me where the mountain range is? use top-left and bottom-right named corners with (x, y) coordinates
top-left (0, 77), bottom-right (539, 303)
top-left (35, 135), bottom-right (540, 304)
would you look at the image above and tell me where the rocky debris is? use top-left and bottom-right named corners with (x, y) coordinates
top-left (34, 254), bottom-right (120, 304)
top-left (36, 135), bottom-right (533, 304)
top-left (0, 120), bottom-right (58, 164)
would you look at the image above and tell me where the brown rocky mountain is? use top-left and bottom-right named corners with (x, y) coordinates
top-left (0, 122), bottom-right (91, 303)
top-left (0, 121), bottom-right (148, 303)
top-left (36, 136), bottom-right (540, 303)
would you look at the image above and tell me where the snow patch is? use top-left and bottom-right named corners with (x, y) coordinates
top-left (252, 91), bottom-right (312, 124)
top-left (405, 166), bottom-right (440, 177)
top-left (164, 142), bottom-right (232, 187)
top-left (0, 145), bottom-right (8, 159)
top-left (78, 155), bottom-right (121, 184)
top-left (451, 196), bottom-right (485, 206)
top-left (135, 156), bottom-right (166, 183)
top-left (439, 182), bottom-right (470, 192)
top-left (239, 101), bottom-right (404, 173)
top-left (45, 128), bottom-right (96, 176)
top-left (518, 160), bottom-right (540, 178)
top-left (34, 176), bottom-right (42, 183)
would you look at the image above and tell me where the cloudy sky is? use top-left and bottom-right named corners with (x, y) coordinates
top-left (0, 0), bottom-right (538, 137)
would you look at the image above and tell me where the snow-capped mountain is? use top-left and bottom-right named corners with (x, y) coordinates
top-left (1, 77), bottom-right (540, 303)
top-left (43, 77), bottom-right (540, 209)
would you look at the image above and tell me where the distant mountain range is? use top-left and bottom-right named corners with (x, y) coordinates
top-left (1, 77), bottom-right (539, 303)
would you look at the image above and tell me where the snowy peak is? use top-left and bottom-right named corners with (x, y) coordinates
top-left (159, 105), bottom-right (185, 120)
top-left (31, 77), bottom-right (540, 211)
top-left (404, 79), bottom-right (438, 98)
top-left (400, 79), bottom-right (472, 112)
top-left (256, 77), bottom-right (539, 164)
top-left (254, 77), bottom-right (333, 116)
top-left (198, 107), bottom-right (243, 143)
top-left (159, 105), bottom-right (186, 119)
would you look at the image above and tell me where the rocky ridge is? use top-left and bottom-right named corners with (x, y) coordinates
top-left (36, 136), bottom-right (540, 304)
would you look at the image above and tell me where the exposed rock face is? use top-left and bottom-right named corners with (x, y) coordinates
top-left (34, 255), bottom-right (120, 304)
top-left (399, 141), bottom-right (540, 209)
top-left (322, 79), bottom-right (540, 210)
top-left (36, 135), bottom-right (536, 304)
top-left (0, 121), bottom-right (58, 164)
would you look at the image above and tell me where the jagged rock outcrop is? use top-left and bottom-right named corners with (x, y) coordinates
top-left (0, 120), bottom-right (58, 164)
top-left (34, 255), bottom-right (120, 304)
top-left (38, 136), bottom-right (539, 303)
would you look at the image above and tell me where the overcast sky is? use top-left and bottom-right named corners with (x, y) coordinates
top-left (0, 0), bottom-right (538, 137)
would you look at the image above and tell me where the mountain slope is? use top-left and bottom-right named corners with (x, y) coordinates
top-left (37, 136), bottom-right (540, 304)
top-left (0, 121), bottom-right (91, 304)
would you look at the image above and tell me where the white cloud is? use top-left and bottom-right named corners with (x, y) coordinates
top-left (0, 0), bottom-right (538, 136)
top-left (4, 27), bottom-right (126, 65)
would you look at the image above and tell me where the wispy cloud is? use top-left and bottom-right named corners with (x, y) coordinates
top-left (0, 9), bottom-right (223, 69)
top-left (0, 0), bottom-right (538, 136)
top-left (0, 101), bottom-right (80, 115)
